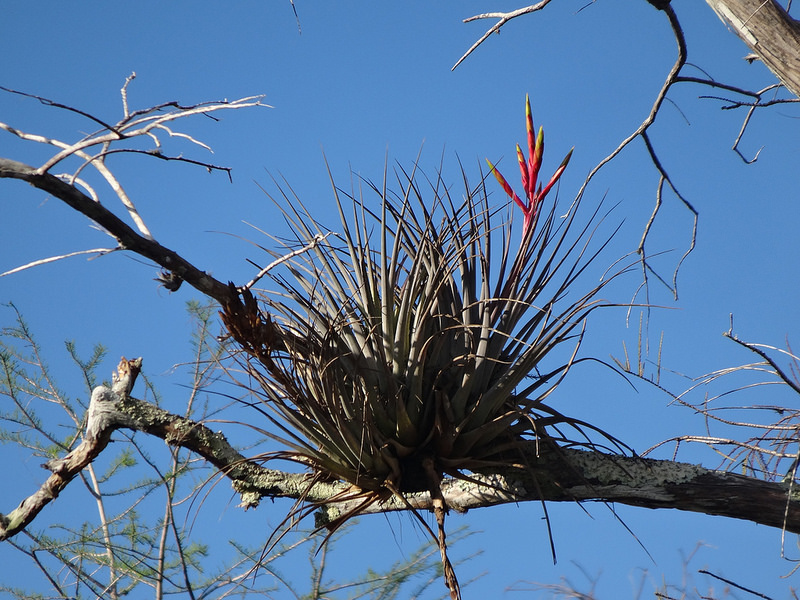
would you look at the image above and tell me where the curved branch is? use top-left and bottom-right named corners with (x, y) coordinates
top-left (3, 357), bottom-right (799, 542)
top-left (572, 4), bottom-right (687, 209)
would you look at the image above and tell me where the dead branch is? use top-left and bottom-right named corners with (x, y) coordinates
top-left (0, 248), bottom-right (119, 278)
top-left (635, 325), bottom-right (800, 486)
top-left (724, 328), bottom-right (800, 397)
top-left (0, 83), bottom-right (267, 239)
top-left (697, 568), bottom-right (774, 600)
top-left (0, 83), bottom-right (273, 305)
top-left (239, 232), bottom-right (332, 292)
top-left (0, 357), bottom-right (143, 541)
top-left (453, 1), bottom-right (554, 70)
top-left (458, 1), bottom-right (800, 99)
top-left (706, 0), bottom-right (800, 98)
top-left (0, 157), bottom-right (237, 305)
top-left (456, 2), bottom-right (799, 302)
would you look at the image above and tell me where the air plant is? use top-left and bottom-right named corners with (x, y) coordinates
top-left (221, 96), bottom-right (620, 599)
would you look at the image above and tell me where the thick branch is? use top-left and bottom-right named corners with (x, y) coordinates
top-left (321, 446), bottom-right (800, 533)
top-left (3, 366), bottom-right (799, 541)
top-left (0, 157), bottom-right (237, 306)
top-left (707, 0), bottom-right (800, 98)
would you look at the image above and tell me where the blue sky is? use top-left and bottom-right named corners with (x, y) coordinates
top-left (2, 2), bottom-right (799, 598)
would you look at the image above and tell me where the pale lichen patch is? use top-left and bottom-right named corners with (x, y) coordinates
top-left (569, 451), bottom-right (709, 488)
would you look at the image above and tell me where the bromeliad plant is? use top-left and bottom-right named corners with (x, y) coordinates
top-left (221, 96), bottom-right (619, 599)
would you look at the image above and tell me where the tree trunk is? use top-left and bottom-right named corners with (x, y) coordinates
top-left (706, 0), bottom-right (800, 97)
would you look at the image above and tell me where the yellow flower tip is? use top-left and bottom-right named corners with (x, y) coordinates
top-left (561, 147), bottom-right (575, 167)
top-left (534, 127), bottom-right (545, 161)
top-left (525, 95), bottom-right (535, 140)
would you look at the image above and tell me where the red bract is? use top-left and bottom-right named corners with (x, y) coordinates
top-left (487, 94), bottom-right (573, 234)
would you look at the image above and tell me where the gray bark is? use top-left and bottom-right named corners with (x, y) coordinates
top-left (2, 360), bottom-right (799, 542)
top-left (706, 0), bottom-right (800, 97)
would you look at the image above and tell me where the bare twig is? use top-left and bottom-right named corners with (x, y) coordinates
top-left (239, 233), bottom-right (332, 292)
top-left (1, 248), bottom-right (120, 278)
top-left (0, 157), bottom-right (237, 305)
top-left (36, 95), bottom-right (267, 174)
top-left (290, 0), bottom-right (301, 33)
top-left (637, 324), bottom-right (800, 484)
top-left (724, 327), bottom-right (800, 396)
top-left (640, 132), bottom-right (698, 300)
top-left (76, 147), bottom-right (234, 181)
top-left (1, 84), bottom-right (268, 239)
top-left (0, 85), bottom-right (118, 133)
top-left (121, 72), bottom-right (136, 119)
top-left (677, 80), bottom-right (797, 163)
top-left (570, 4), bottom-right (687, 216)
top-left (697, 569), bottom-right (774, 600)
top-left (453, 1), bottom-right (554, 71)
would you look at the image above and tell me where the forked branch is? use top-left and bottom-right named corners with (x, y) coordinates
top-left (452, 1), bottom-right (554, 70)
top-left (0, 81), bottom-right (266, 241)
top-left (456, 1), bottom-right (798, 300)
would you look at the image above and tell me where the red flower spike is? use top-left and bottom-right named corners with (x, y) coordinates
top-left (516, 144), bottom-right (528, 196)
top-left (531, 126), bottom-right (544, 192)
top-left (488, 95), bottom-right (574, 235)
top-left (539, 147), bottom-right (573, 200)
top-left (486, 158), bottom-right (524, 212)
top-left (525, 95), bottom-right (536, 169)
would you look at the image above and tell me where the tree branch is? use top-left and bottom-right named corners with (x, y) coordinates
top-left (453, 1), bottom-right (554, 70)
top-left (706, 0), bottom-right (800, 98)
top-left (0, 357), bottom-right (143, 541)
top-left (0, 158), bottom-right (237, 306)
top-left (3, 358), bottom-right (799, 541)
top-left (322, 445), bottom-right (800, 534)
